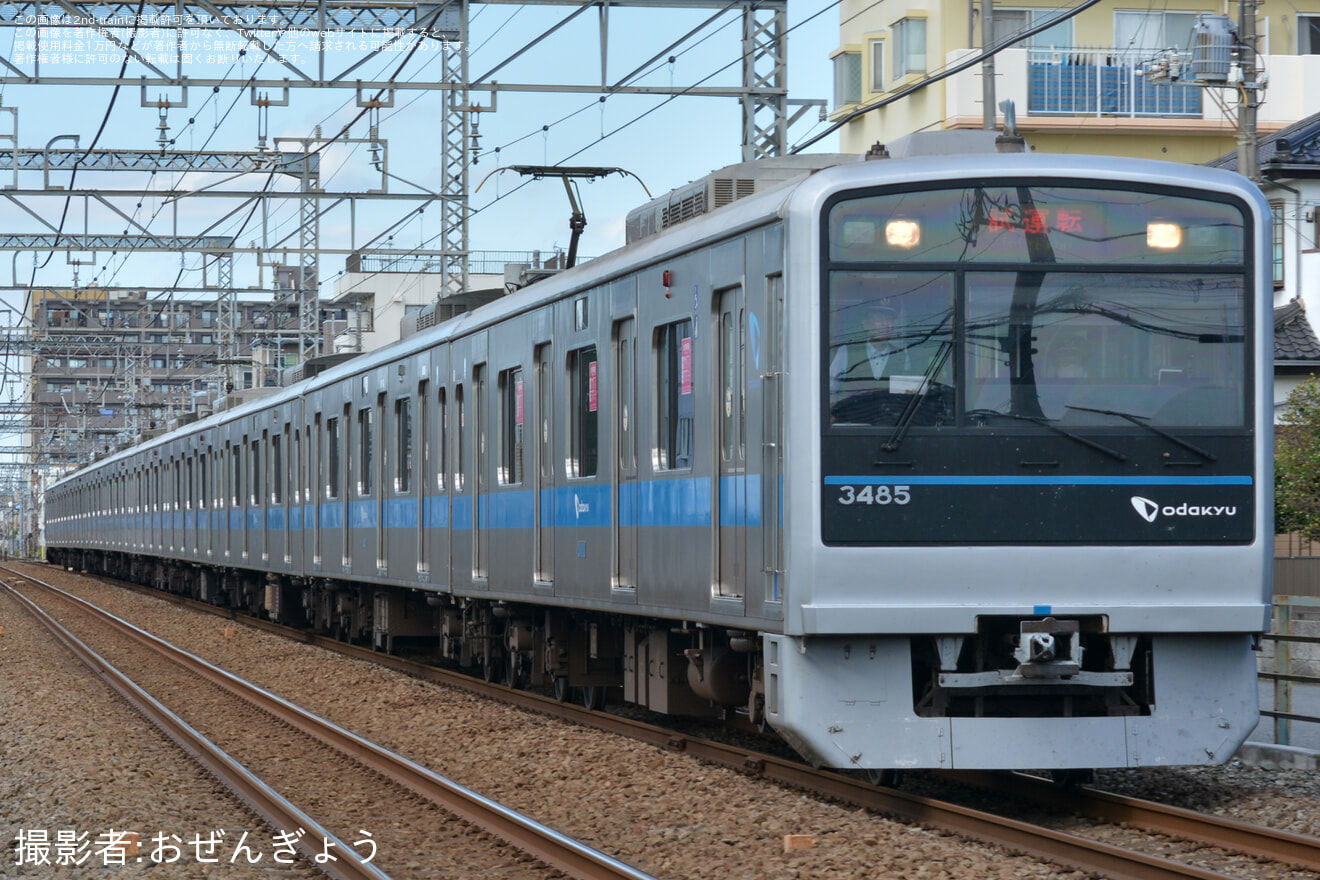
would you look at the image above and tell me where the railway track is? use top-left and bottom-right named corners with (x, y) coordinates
top-left (950, 770), bottom-right (1320, 873)
top-left (0, 567), bottom-right (659, 880)
top-left (16, 560), bottom-right (1320, 880)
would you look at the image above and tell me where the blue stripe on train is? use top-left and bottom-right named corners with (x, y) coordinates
top-left (215, 475), bottom-right (769, 533)
top-left (822, 475), bottom-right (1253, 486)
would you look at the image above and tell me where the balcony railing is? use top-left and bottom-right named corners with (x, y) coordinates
top-left (1027, 48), bottom-right (1202, 118)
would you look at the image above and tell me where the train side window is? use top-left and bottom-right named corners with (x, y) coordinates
top-left (655, 320), bottom-right (694, 470)
top-left (272, 432), bottom-right (283, 504)
top-left (567, 346), bottom-right (599, 478)
top-left (230, 444), bottom-right (241, 507)
top-left (455, 384), bottom-right (465, 491)
top-left (499, 367), bottom-right (524, 486)
top-left (185, 458), bottom-right (193, 510)
top-left (358, 407), bottom-right (374, 496)
top-left (326, 417), bottom-right (340, 499)
top-left (395, 397), bottom-right (412, 493)
top-left (537, 345), bottom-right (553, 480)
top-left (174, 459), bottom-right (182, 510)
top-left (198, 454), bottom-right (207, 509)
top-left (292, 429), bottom-right (301, 504)
top-left (251, 437), bottom-right (262, 505)
top-left (437, 386), bottom-right (448, 491)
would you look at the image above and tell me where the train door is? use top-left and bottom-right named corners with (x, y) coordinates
top-left (613, 318), bottom-right (637, 591)
top-left (152, 463), bottom-right (160, 552)
top-left (252, 432), bottom-right (264, 563)
top-left (204, 449), bottom-right (213, 559)
top-left (715, 285), bottom-right (746, 599)
top-left (535, 344), bottom-right (554, 587)
top-left (171, 457), bottom-right (180, 553)
top-left (453, 381), bottom-right (468, 583)
top-left (186, 456), bottom-right (195, 556)
top-left (762, 274), bottom-right (785, 605)
top-left (198, 450), bottom-right (208, 558)
top-left (433, 381), bottom-right (450, 587)
top-left (352, 394), bottom-right (375, 578)
top-left (274, 424), bottom-right (288, 566)
top-left (341, 403), bottom-right (351, 570)
top-left (375, 391), bottom-right (386, 573)
top-left (290, 423), bottom-right (302, 569)
top-left (414, 380), bottom-right (428, 579)
top-left (240, 435), bottom-right (251, 561)
top-left (473, 364), bottom-right (488, 580)
top-left (313, 414), bottom-right (324, 568)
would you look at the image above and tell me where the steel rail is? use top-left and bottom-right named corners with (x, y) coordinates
top-left (0, 577), bottom-right (390, 880)
top-left (3, 567), bottom-right (658, 880)
top-left (950, 770), bottom-right (1320, 872)
top-left (33, 563), bottom-right (1272, 880)
top-left (26, 564), bottom-right (1266, 880)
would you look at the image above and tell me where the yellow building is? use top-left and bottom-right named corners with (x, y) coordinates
top-left (832, 0), bottom-right (1320, 161)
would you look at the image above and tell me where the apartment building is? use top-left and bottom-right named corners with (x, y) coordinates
top-left (26, 288), bottom-right (315, 466)
top-left (832, 1), bottom-right (1320, 162)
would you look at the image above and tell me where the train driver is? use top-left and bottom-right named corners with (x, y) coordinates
top-left (828, 298), bottom-right (909, 400)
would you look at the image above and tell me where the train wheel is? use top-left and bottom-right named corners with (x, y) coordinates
top-left (1051, 769), bottom-right (1095, 788)
top-left (482, 652), bottom-right (502, 684)
top-left (552, 676), bottom-right (570, 703)
top-left (867, 769), bottom-right (903, 788)
top-left (581, 685), bottom-right (606, 711)
top-left (504, 651), bottom-right (525, 690)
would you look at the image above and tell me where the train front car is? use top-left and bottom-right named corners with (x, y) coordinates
top-left (768, 154), bottom-right (1272, 772)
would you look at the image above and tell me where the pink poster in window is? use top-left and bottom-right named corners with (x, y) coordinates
top-left (680, 337), bottom-right (692, 396)
top-left (515, 378), bottom-right (524, 425)
top-left (588, 360), bottom-right (598, 412)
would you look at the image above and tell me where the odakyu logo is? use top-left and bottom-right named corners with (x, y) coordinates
top-left (573, 493), bottom-right (591, 518)
top-left (1130, 496), bottom-right (1237, 523)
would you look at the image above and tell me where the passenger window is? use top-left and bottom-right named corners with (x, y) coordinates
top-left (568, 346), bottom-right (598, 478)
top-left (655, 320), bottom-right (694, 470)
top-left (358, 407), bottom-right (373, 496)
top-left (326, 417), bottom-right (340, 499)
top-left (250, 438), bottom-right (261, 505)
top-left (396, 397), bottom-right (412, 493)
top-left (455, 384), bottom-right (465, 492)
top-left (272, 433), bottom-right (283, 504)
top-left (230, 444), bottom-right (241, 507)
top-left (437, 386), bottom-right (448, 492)
top-left (499, 367), bottom-right (524, 485)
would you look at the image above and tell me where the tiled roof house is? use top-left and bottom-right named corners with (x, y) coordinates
top-left (1210, 112), bottom-right (1320, 418)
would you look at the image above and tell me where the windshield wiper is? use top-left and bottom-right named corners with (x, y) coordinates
top-left (1064, 405), bottom-right (1217, 462)
top-left (880, 336), bottom-right (953, 455)
top-left (966, 409), bottom-right (1127, 462)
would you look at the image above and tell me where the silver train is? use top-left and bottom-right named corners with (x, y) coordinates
top-left (46, 148), bottom-right (1273, 772)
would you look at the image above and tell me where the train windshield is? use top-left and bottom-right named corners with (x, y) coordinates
top-left (824, 183), bottom-right (1248, 430)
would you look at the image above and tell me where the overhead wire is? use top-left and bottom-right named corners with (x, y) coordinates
top-left (332, 1), bottom-right (849, 302)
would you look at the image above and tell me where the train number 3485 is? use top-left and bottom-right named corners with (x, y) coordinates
top-left (837, 485), bottom-right (911, 505)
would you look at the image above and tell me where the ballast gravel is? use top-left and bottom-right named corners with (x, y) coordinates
top-left (7, 562), bottom-right (1320, 880)
top-left (0, 588), bottom-right (320, 880)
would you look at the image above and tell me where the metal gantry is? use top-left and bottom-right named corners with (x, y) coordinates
top-left (0, 0), bottom-right (797, 472)
top-left (0, 1), bottom-right (791, 302)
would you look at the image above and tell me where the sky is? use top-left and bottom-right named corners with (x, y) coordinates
top-left (0, 3), bottom-right (841, 300)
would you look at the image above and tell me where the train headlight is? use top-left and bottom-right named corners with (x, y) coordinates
top-left (1146, 222), bottom-right (1182, 249)
top-left (885, 219), bottom-right (921, 248)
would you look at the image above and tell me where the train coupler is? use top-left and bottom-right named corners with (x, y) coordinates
top-left (1013, 617), bottom-right (1082, 679)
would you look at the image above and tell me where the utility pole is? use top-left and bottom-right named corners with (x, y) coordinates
top-left (982, 0), bottom-right (997, 129)
top-left (1237, 0), bottom-right (1260, 180)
